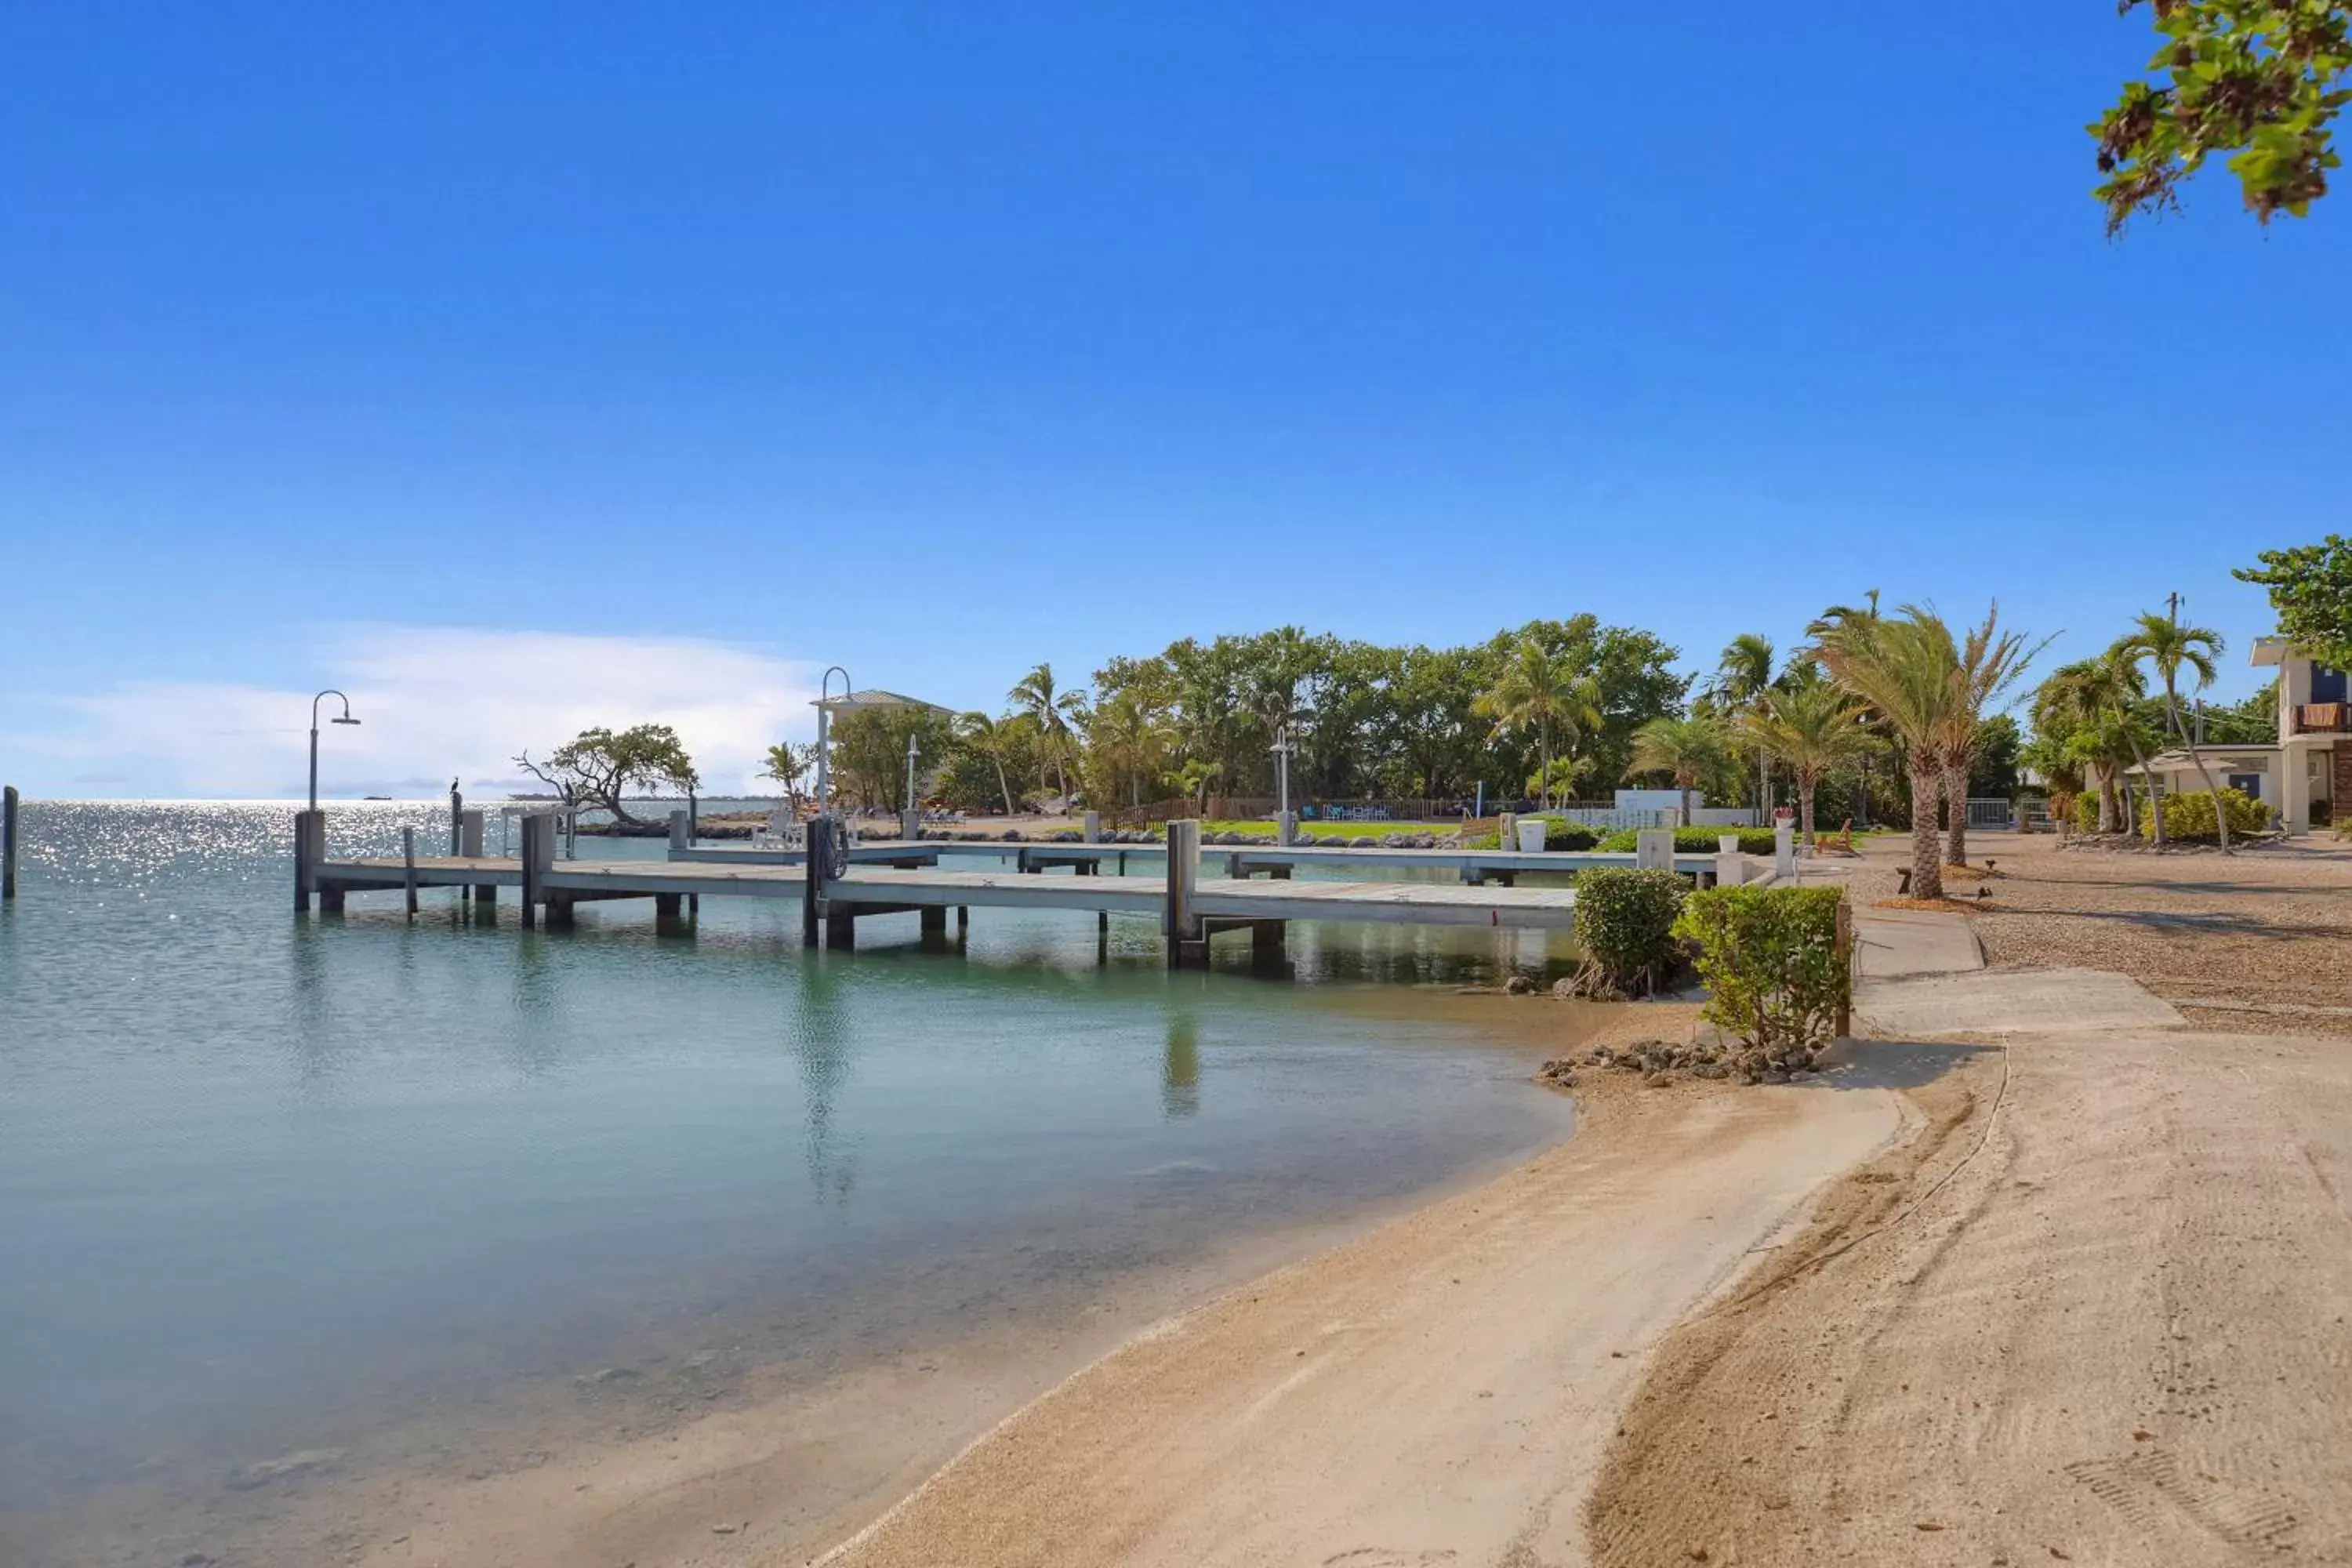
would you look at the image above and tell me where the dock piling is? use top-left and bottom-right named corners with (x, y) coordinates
top-left (1166, 819), bottom-right (1204, 969)
top-left (669, 811), bottom-right (691, 852)
top-left (292, 808), bottom-right (324, 913)
top-left (520, 812), bottom-right (555, 930)
top-left (3, 785), bottom-right (17, 901)
top-left (401, 826), bottom-right (419, 917)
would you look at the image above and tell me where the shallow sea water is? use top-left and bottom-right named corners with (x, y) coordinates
top-left (0, 801), bottom-right (1581, 1560)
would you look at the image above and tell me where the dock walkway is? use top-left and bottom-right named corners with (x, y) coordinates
top-left (307, 818), bottom-right (1761, 970)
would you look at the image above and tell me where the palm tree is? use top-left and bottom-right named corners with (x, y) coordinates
top-left (1743, 682), bottom-right (1868, 846)
top-left (2111, 612), bottom-right (2230, 849)
top-left (1627, 715), bottom-right (1730, 827)
top-left (2034, 659), bottom-right (2143, 834)
top-left (1009, 663), bottom-right (1089, 810)
top-left (1709, 632), bottom-right (1778, 823)
top-left (1474, 639), bottom-right (1604, 809)
top-left (956, 711), bottom-right (1021, 816)
top-left (1814, 604), bottom-right (2042, 897)
top-left (1084, 691), bottom-right (1174, 808)
top-left (1811, 607), bottom-right (1963, 900)
top-left (1939, 606), bottom-right (2048, 866)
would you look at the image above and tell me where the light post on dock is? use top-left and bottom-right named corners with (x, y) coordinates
top-left (813, 666), bottom-right (851, 810)
top-left (309, 690), bottom-right (361, 811)
top-left (904, 731), bottom-right (920, 818)
top-left (1272, 724), bottom-right (1296, 845)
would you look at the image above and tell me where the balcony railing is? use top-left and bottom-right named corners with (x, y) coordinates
top-left (2293, 702), bottom-right (2350, 735)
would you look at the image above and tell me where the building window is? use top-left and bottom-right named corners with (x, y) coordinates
top-left (2227, 772), bottom-right (2263, 797)
top-left (2314, 665), bottom-right (2350, 703)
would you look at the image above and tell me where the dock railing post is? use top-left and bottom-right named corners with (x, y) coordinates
top-left (1165, 818), bottom-right (1203, 968)
top-left (402, 826), bottom-right (419, 917)
top-left (2, 785), bottom-right (16, 901)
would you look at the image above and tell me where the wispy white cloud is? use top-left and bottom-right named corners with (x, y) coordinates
top-left (14, 625), bottom-right (818, 798)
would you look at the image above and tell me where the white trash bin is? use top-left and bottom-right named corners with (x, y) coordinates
top-left (1516, 818), bottom-right (1549, 853)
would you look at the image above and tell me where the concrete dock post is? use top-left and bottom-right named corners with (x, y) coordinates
top-left (3, 785), bottom-right (17, 901)
top-left (1165, 818), bottom-right (1203, 968)
top-left (669, 811), bottom-right (691, 853)
top-left (401, 826), bottom-right (419, 917)
top-left (1714, 851), bottom-right (1745, 887)
top-left (1774, 823), bottom-right (1795, 879)
top-left (1276, 810), bottom-right (1298, 847)
top-left (520, 812), bottom-right (554, 930)
top-left (1498, 812), bottom-right (1518, 859)
top-left (292, 807), bottom-right (325, 913)
top-left (1635, 828), bottom-right (1674, 871)
top-left (1083, 811), bottom-right (1101, 844)
top-left (459, 809), bottom-right (492, 906)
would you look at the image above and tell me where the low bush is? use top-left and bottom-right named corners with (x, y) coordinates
top-left (1536, 817), bottom-right (1602, 851)
top-left (1596, 826), bottom-right (1778, 855)
top-left (1569, 867), bottom-right (1686, 998)
top-left (1673, 885), bottom-right (1850, 1076)
top-left (2136, 786), bottom-right (2274, 843)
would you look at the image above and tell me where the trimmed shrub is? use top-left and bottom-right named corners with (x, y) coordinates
top-left (1537, 817), bottom-right (1602, 851)
top-left (1569, 867), bottom-right (1686, 998)
top-left (1673, 886), bottom-right (1850, 1076)
top-left (2136, 785), bottom-right (2274, 843)
top-left (2073, 793), bottom-right (2102, 833)
top-left (1597, 826), bottom-right (1778, 855)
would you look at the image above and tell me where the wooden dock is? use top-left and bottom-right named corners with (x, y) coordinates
top-left (670, 839), bottom-right (1725, 884)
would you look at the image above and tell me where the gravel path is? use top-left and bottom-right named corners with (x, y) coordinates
top-left (1831, 834), bottom-right (2352, 1036)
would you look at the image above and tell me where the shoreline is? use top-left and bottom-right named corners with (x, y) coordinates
top-left (815, 1038), bottom-right (1904, 1566)
top-left (9, 994), bottom-right (1595, 1568)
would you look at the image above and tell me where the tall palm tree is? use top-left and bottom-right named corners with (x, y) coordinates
top-left (1627, 715), bottom-right (1730, 827)
top-left (1709, 632), bottom-right (1778, 823)
top-left (1474, 639), bottom-right (1603, 809)
top-left (2111, 612), bottom-right (2230, 849)
top-left (1084, 690), bottom-right (1174, 808)
top-left (1009, 662), bottom-right (1089, 810)
top-left (1811, 606), bottom-right (1964, 900)
top-left (1939, 606), bottom-right (2048, 866)
top-left (1743, 682), bottom-right (1869, 846)
top-left (956, 711), bottom-right (1021, 816)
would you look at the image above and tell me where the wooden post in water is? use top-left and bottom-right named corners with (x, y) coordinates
top-left (401, 826), bottom-right (419, 918)
top-left (2, 786), bottom-right (17, 902)
top-left (449, 787), bottom-right (464, 855)
top-left (1165, 818), bottom-right (1203, 969)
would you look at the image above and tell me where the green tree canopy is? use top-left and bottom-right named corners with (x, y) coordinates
top-left (2094, 2), bottom-right (2351, 234)
top-left (515, 724), bottom-right (699, 826)
top-left (2235, 534), bottom-right (2352, 671)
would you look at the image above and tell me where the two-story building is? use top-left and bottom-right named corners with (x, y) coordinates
top-left (2257, 637), bottom-right (2352, 830)
top-left (2128, 638), bottom-right (2348, 832)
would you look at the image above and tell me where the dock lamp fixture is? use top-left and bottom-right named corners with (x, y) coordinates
top-left (813, 666), bottom-right (851, 809)
top-left (905, 730), bottom-right (921, 818)
top-left (310, 690), bottom-right (361, 812)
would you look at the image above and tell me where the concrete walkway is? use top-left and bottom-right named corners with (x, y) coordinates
top-left (1845, 904), bottom-right (2187, 1038)
top-left (1849, 904), bottom-right (1984, 980)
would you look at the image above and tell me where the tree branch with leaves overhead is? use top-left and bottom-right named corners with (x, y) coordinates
top-left (514, 724), bottom-right (700, 827)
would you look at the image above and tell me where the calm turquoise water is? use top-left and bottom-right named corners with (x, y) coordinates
top-left (0, 801), bottom-right (1577, 1553)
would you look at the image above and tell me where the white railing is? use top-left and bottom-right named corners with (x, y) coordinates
top-left (1965, 798), bottom-right (2016, 830)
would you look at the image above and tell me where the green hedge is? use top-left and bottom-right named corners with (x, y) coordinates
top-left (2073, 793), bottom-right (2103, 833)
top-left (1673, 885), bottom-right (1850, 1075)
top-left (1570, 867), bottom-right (1686, 998)
top-left (1596, 826), bottom-right (1779, 855)
top-left (2137, 785), bottom-right (2274, 842)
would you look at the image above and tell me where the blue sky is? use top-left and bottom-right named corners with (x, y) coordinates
top-left (2, 5), bottom-right (2346, 795)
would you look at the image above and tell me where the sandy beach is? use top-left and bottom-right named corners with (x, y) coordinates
top-left (818, 1064), bottom-right (1903, 1566)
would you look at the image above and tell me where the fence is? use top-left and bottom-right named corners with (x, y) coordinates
top-left (1964, 798), bottom-right (2018, 830)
